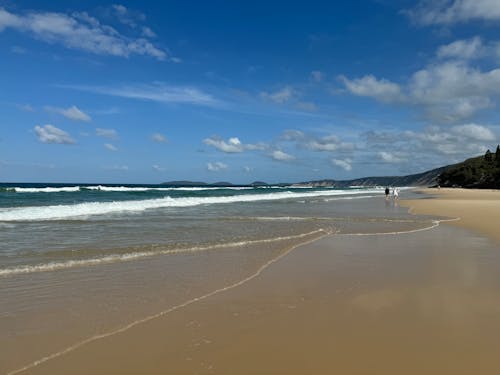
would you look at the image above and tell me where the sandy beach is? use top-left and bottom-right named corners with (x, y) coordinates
top-left (402, 188), bottom-right (500, 245)
top-left (8, 189), bottom-right (499, 375)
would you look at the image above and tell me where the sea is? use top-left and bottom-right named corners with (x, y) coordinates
top-left (0, 182), bottom-right (436, 373)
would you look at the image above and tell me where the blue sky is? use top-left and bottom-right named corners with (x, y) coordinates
top-left (1, 0), bottom-right (500, 183)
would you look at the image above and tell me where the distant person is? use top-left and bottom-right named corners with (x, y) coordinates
top-left (385, 187), bottom-right (390, 200)
top-left (393, 187), bottom-right (399, 200)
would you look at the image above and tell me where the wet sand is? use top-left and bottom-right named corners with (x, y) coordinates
top-left (402, 188), bottom-right (500, 245)
top-left (13, 193), bottom-right (500, 374)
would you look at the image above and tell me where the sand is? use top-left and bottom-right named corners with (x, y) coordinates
top-left (402, 188), bottom-right (500, 245)
top-left (11, 189), bottom-right (500, 375)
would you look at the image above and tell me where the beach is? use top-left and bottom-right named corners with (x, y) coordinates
top-left (2, 187), bottom-right (500, 374)
top-left (403, 188), bottom-right (500, 245)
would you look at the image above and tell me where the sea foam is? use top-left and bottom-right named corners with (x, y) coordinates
top-left (0, 189), bottom-right (381, 221)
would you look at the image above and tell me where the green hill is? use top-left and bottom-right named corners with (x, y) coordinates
top-left (438, 146), bottom-right (500, 189)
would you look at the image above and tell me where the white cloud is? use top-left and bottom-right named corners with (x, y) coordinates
top-left (203, 136), bottom-right (266, 153)
top-left (305, 135), bottom-right (355, 152)
top-left (152, 164), bottom-right (165, 172)
top-left (377, 151), bottom-right (407, 164)
top-left (151, 133), bottom-right (167, 142)
top-left (96, 128), bottom-right (118, 139)
top-left (282, 130), bottom-right (354, 153)
top-left (45, 105), bottom-right (91, 122)
top-left (281, 129), bottom-right (305, 141)
top-left (271, 150), bottom-right (295, 161)
top-left (260, 86), bottom-right (294, 104)
top-left (451, 123), bottom-right (496, 141)
top-left (142, 26), bottom-right (156, 38)
top-left (34, 124), bottom-right (75, 144)
top-left (339, 74), bottom-right (404, 103)
top-left (0, 7), bottom-right (166, 60)
top-left (341, 51), bottom-right (500, 122)
top-left (408, 61), bottom-right (499, 121)
top-left (62, 83), bottom-right (220, 107)
top-left (365, 124), bottom-right (498, 161)
top-left (407, 0), bottom-right (500, 25)
top-left (207, 162), bottom-right (227, 171)
top-left (111, 4), bottom-right (145, 28)
top-left (331, 158), bottom-right (352, 171)
top-left (243, 166), bottom-right (252, 173)
top-left (104, 143), bottom-right (117, 151)
top-left (437, 36), bottom-right (484, 60)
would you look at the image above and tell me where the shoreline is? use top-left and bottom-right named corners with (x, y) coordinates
top-left (401, 187), bottom-right (500, 245)
top-left (12, 191), bottom-right (500, 374)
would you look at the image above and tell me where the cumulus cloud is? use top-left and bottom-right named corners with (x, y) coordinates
top-left (281, 130), bottom-right (354, 153)
top-left (34, 124), bottom-right (75, 144)
top-left (339, 74), bottom-right (404, 103)
top-left (437, 36), bottom-right (485, 60)
top-left (271, 150), bottom-right (295, 161)
top-left (406, 0), bottom-right (500, 26)
top-left (260, 86), bottom-right (294, 103)
top-left (364, 123), bottom-right (498, 162)
top-left (203, 136), bottom-right (266, 153)
top-left (0, 7), bottom-right (166, 60)
top-left (377, 151), bottom-right (407, 164)
top-left (207, 161), bottom-right (227, 171)
top-left (151, 133), bottom-right (167, 142)
top-left (104, 143), bottom-right (117, 151)
top-left (408, 61), bottom-right (499, 122)
top-left (451, 123), bottom-right (496, 141)
top-left (45, 105), bottom-right (91, 122)
top-left (305, 135), bottom-right (355, 152)
top-left (341, 48), bottom-right (500, 122)
top-left (331, 158), bottom-right (352, 171)
top-left (96, 128), bottom-right (118, 139)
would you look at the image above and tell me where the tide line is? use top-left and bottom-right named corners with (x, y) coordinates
top-left (0, 229), bottom-right (328, 277)
top-left (7, 229), bottom-right (331, 375)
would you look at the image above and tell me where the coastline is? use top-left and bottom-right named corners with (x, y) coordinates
top-left (401, 187), bottom-right (500, 245)
top-left (12, 191), bottom-right (500, 374)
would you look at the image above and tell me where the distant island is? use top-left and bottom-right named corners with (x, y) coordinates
top-left (163, 145), bottom-right (500, 189)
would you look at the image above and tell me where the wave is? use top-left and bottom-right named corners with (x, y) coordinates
top-left (9, 186), bottom-right (81, 193)
top-left (6, 185), bottom-right (256, 193)
top-left (0, 189), bottom-right (382, 221)
top-left (0, 229), bottom-right (328, 276)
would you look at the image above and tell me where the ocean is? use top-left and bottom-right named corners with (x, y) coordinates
top-left (0, 183), bottom-right (435, 373)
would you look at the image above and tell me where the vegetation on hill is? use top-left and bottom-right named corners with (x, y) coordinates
top-left (438, 145), bottom-right (500, 189)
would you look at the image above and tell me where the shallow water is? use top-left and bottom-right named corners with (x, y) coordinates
top-left (0, 185), bottom-right (437, 373)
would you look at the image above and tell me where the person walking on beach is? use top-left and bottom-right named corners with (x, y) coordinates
top-left (393, 187), bottom-right (399, 200)
top-left (385, 187), bottom-right (390, 200)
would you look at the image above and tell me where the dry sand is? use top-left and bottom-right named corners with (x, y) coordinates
top-left (402, 188), bottom-right (500, 245)
top-left (11, 189), bottom-right (500, 375)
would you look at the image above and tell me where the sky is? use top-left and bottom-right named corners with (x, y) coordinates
top-left (1, 0), bottom-right (500, 184)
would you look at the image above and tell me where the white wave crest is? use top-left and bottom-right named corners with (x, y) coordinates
top-left (0, 189), bottom-right (382, 221)
top-left (9, 185), bottom-right (256, 193)
top-left (12, 187), bottom-right (81, 193)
